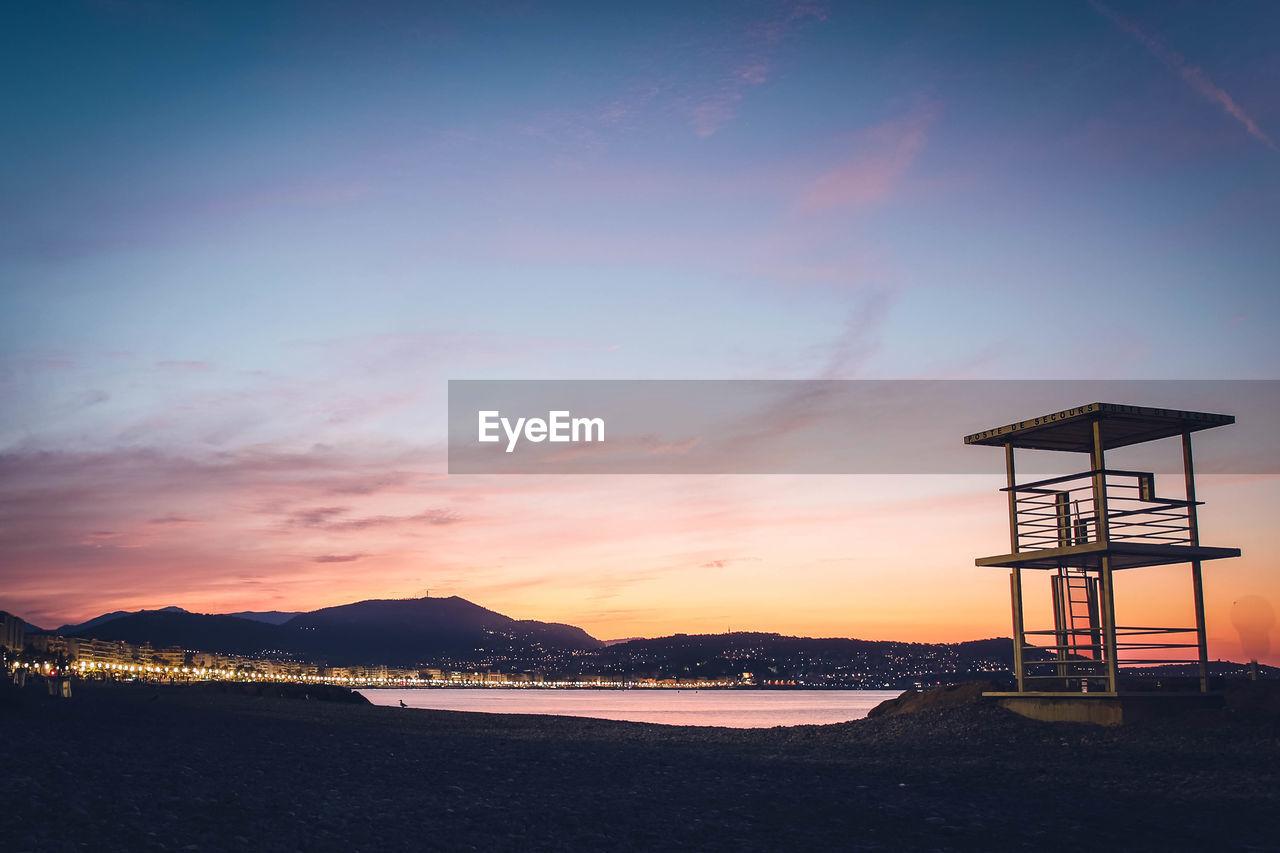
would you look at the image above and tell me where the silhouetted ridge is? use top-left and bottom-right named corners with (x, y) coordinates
top-left (594, 632), bottom-right (1049, 682)
top-left (58, 597), bottom-right (601, 666)
top-left (57, 605), bottom-right (188, 636)
top-left (225, 610), bottom-right (300, 626)
top-left (282, 596), bottom-right (601, 665)
top-left (66, 610), bottom-right (280, 657)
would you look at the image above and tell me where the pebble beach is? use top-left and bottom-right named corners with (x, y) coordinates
top-left (3, 680), bottom-right (1278, 852)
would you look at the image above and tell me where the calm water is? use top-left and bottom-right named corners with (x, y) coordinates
top-left (360, 688), bottom-right (902, 728)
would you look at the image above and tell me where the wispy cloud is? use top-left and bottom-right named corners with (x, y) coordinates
top-left (285, 505), bottom-right (461, 532)
top-left (698, 556), bottom-right (760, 569)
top-left (821, 288), bottom-right (895, 379)
top-left (311, 553), bottom-right (365, 563)
top-left (156, 360), bottom-right (213, 372)
top-left (1091, 0), bottom-right (1273, 148)
top-left (623, 1), bottom-right (831, 140)
top-left (688, 91), bottom-right (746, 139)
top-left (800, 107), bottom-right (936, 212)
top-left (288, 506), bottom-right (349, 527)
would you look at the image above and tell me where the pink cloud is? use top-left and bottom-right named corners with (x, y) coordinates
top-left (688, 92), bottom-right (745, 138)
top-left (0, 444), bottom-right (458, 625)
top-left (799, 108), bottom-right (936, 212)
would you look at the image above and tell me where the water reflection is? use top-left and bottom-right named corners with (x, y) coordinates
top-left (360, 688), bottom-right (902, 728)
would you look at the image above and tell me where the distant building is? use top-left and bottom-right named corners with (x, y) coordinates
top-left (26, 634), bottom-right (83, 661)
top-left (0, 611), bottom-right (26, 651)
top-left (151, 646), bottom-right (187, 668)
top-left (75, 638), bottom-right (129, 667)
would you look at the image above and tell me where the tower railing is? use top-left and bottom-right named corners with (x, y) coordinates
top-left (1015, 626), bottom-right (1201, 694)
top-left (1004, 469), bottom-right (1197, 552)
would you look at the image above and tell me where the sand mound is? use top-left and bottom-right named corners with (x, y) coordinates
top-left (865, 680), bottom-right (1002, 718)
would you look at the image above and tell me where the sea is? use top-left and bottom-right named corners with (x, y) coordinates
top-left (359, 687), bottom-right (903, 728)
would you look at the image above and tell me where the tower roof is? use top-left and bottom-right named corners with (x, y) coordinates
top-left (963, 402), bottom-right (1233, 452)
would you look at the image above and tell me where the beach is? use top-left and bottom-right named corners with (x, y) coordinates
top-left (3, 680), bottom-right (1279, 852)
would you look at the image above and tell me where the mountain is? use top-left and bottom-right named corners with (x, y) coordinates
top-left (59, 596), bottom-right (602, 666)
top-left (225, 611), bottom-right (301, 626)
top-left (282, 596), bottom-right (602, 664)
top-left (57, 606), bottom-right (189, 636)
top-left (65, 609), bottom-right (284, 657)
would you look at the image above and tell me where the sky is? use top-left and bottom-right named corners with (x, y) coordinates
top-left (2, 1), bottom-right (1278, 663)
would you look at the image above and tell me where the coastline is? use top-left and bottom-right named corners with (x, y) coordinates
top-left (4, 680), bottom-right (1278, 851)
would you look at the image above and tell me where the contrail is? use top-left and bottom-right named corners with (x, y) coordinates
top-left (1090, 0), bottom-right (1273, 148)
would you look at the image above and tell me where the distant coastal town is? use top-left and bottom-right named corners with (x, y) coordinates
top-left (6, 605), bottom-right (1269, 694)
top-left (0, 606), bottom-right (1024, 690)
top-left (1, 610), bottom-right (758, 689)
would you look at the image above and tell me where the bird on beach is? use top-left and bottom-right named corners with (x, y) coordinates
top-left (399, 699), bottom-right (407, 708)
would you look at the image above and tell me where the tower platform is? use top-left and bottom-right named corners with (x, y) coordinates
top-left (976, 541), bottom-right (1240, 571)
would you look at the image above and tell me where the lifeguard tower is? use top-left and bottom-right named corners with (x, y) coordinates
top-left (966, 403), bottom-right (1240, 723)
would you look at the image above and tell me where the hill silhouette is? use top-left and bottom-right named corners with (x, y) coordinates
top-left (593, 632), bottom-right (1043, 682)
top-left (62, 596), bottom-right (601, 666)
top-left (225, 610), bottom-right (300, 625)
top-left (65, 609), bottom-right (286, 657)
top-left (282, 596), bottom-right (602, 664)
top-left (56, 605), bottom-right (189, 637)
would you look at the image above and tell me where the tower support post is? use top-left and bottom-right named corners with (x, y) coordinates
top-left (1183, 431), bottom-right (1210, 692)
top-left (1091, 419), bottom-right (1118, 693)
top-left (1099, 555), bottom-right (1119, 693)
top-left (1090, 419), bottom-right (1109, 543)
top-left (1010, 569), bottom-right (1026, 692)
top-left (1005, 443), bottom-right (1018, 552)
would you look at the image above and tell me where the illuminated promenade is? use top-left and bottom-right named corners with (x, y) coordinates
top-left (5, 623), bottom-right (761, 690)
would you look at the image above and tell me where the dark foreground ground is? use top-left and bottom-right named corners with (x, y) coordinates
top-left (3, 680), bottom-right (1279, 852)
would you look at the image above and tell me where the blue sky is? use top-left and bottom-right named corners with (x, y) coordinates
top-left (5, 3), bottom-right (1278, 398)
